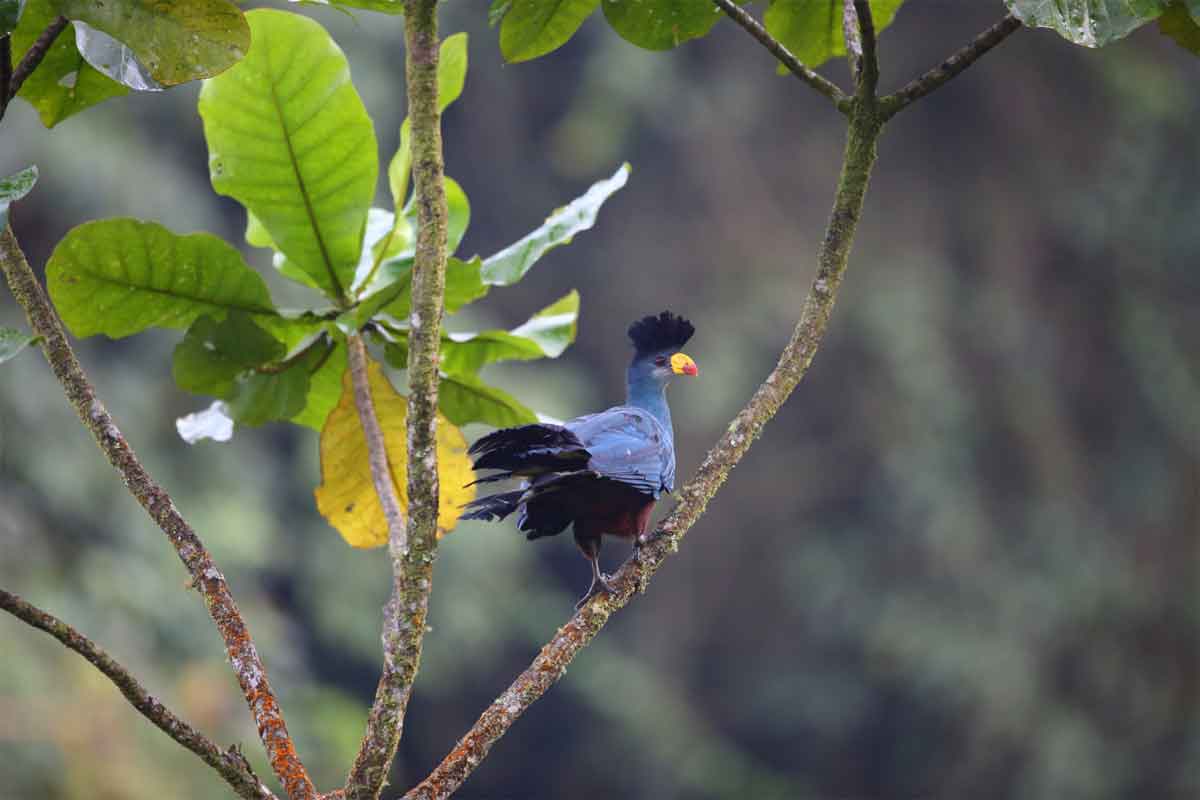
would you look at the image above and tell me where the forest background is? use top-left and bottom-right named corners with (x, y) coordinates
top-left (1, 1), bottom-right (1197, 798)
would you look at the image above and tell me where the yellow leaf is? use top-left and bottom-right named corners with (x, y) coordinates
top-left (315, 358), bottom-right (475, 547)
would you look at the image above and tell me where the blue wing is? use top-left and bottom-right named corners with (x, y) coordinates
top-left (565, 407), bottom-right (675, 498)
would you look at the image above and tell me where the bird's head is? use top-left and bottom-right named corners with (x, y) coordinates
top-left (627, 311), bottom-right (699, 386)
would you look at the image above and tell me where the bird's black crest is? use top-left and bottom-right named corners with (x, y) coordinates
top-left (627, 311), bottom-right (694, 355)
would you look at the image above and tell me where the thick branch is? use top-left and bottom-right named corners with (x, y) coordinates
top-left (712, 0), bottom-right (849, 112)
top-left (1, 36), bottom-right (12, 120)
top-left (403, 102), bottom-right (889, 800)
top-left (880, 15), bottom-right (1022, 117)
top-left (0, 588), bottom-right (276, 800)
top-left (0, 226), bottom-right (315, 800)
top-left (344, 0), bottom-right (448, 796)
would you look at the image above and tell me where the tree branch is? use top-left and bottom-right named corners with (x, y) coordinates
top-left (0, 588), bottom-right (276, 800)
top-left (0, 225), bottom-right (316, 800)
top-left (1, 35), bottom-right (12, 120)
top-left (344, 0), bottom-right (448, 796)
top-left (880, 15), bottom-right (1022, 118)
top-left (7, 15), bottom-right (67, 100)
top-left (845, 0), bottom-right (879, 99)
top-left (403, 97), bottom-right (890, 800)
top-left (712, 0), bottom-right (849, 112)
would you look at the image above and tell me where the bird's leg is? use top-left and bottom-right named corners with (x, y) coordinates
top-left (575, 552), bottom-right (615, 609)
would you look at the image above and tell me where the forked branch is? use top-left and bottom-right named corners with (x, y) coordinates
top-left (712, 0), bottom-right (849, 112)
top-left (0, 588), bottom-right (276, 800)
top-left (403, 82), bottom-right (890, 800)
top-left (0, 226), bottom-right (315, 800)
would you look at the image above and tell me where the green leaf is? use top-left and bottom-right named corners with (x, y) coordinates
top-left (71, 23), bottom-right (164, 91)
top-left (0, 328), bottom-right (40, 364)
top-left (601, 0), bottom-right (722, 50)
top-left (441, 289), bottom-right (579, 375)
top-left (438, 371), bottom-right (538, 427)
top-left (1159, 0), bottom-right (1200, 52)
top-left (499, 0), bottom-right (599, 62)
top-left (1004, 0), bottom-right (1167, 47)
top-left (198, 9), bottom-right (378, 300)
top-left (51, 0), bottom-right (249, 86)
top-left (312, 0), bottom-right (405, 15)
top-left (378, 255), bottom-right (487, 323)
top-left (226, 337), bottom-right (330, 426)
top-left (46, 218), bottom-right (276, 339)
top-left (385, 33), bottom-right (467, 246)
top-left (438, 32), bottom-right (469, 112)
top-left (482, 162), bottom-right (629, 286)
top-left (763, 0), bottom-right (906, 70)
top-left (0, 166), bottom-right (38, 230)
top-left (172, 313), bottom-right (286, 398)
top-left (12, 1), bottom-right (128, 127)
top-left (290, 338), bottom-right (347, 429)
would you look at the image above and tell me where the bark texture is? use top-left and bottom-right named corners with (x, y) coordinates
top-left (344, 1), bottom-right (448, 797)
top-left (0, 226), bottom-right (315, 800)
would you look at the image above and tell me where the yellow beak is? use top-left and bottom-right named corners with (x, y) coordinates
top-left (670, 352), bottom-right (699, 376)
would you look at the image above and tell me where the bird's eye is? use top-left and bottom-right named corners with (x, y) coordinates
top-left (654, 355), bottom-right (667, 367)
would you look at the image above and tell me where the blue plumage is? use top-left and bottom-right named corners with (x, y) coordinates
top-left (462, 311), bottom-right (698, 607)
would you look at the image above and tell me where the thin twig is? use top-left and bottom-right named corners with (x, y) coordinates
top-left (344, 0), bottom-right (448, 796)
top-left (0, 226), bottom-right (316, 800)
top-left (8, 15), bottom-right (67, 100)
top-left (712, 0), bottom-right (849, 112)
top-left (849, 0), bottom-right (879, 99)
top-left (0, 588), bottom-right (276, 800)
top-left (881, 15), bottom-right (1022, 117)
top-left (346, 335), bottom-right (408, 544)
top-left (403, 90), bottom-right (890, 800)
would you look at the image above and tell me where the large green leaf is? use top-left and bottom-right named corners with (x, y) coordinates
top-left (216, 336), bottom-right (336, 427)
top-left (438, 371), bottom-right (539, 427)
top-left (601, 0), bottom-right (722, 50)
top-left (199, 9), bottom-right (377, 300)
top-left (441, 290), bottom-right (579, 375)
top-left (384, 33), bottom-right (467, 268)
top-left (763, 0), bottom-right (906, 70)
top-left (52, 0), bottom-right (249, 86)
top-left (375, 254), bottom-right (488, 326)
top-left (498, 0), bottom-right (600, 62)
top-left (172, 313), bottom-right (286, 398)
top-left (1004, 0), bottom-right (1166, 47)
top-left (46, 218), bottom-right (276, 339)
top-left (1159, 0), bottom-right (1200, 52)
top-left (12, 1), bottom-right (128, 127)
top-left (0, 328), bottom-right (39, 364)
top-left (290, 338), bottom-right (347, 430)
top-left (0, 166), bottom-right (38, 230)
top-left (482, 163), bottom-right (629, 286)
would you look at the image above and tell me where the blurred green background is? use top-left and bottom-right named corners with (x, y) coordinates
top-left (2, 2), bottom-right (1198, 798)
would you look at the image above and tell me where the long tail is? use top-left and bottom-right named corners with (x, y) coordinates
top-left (461, 490), bottom-right (524, 522)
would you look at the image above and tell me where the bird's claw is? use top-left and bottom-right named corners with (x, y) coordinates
top-left (635, 529), bottom-right (664, 550)
top-left (575, 573), bottom-right (615, 610)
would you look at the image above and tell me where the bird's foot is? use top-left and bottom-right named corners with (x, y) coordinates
top-left (575, 573), bottom-right (615, 610)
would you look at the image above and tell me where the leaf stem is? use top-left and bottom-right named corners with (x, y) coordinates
top-left (5, 15), bottom-right (67, 112)
top-left (344, 1), bottom-right (448, 796)
top-left (0, 588), bottom-right (277, 800)
top-left (0, 225), bottom-right (316, 800)
top-left (712, 0), bottom-right (850, 112)
top-left (880, 15), bottom-right (1022, 118)
top-left (401, 83), bottom-right (890, 800)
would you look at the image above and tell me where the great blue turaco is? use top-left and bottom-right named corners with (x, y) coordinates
top-left (462, 311), bottom-right (699, 607)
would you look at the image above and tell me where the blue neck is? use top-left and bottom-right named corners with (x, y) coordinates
top-left (626, 369), bottom-right (673, 441)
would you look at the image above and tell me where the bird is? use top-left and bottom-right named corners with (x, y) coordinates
top-left (461, 310), bottom-right (699, 607)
